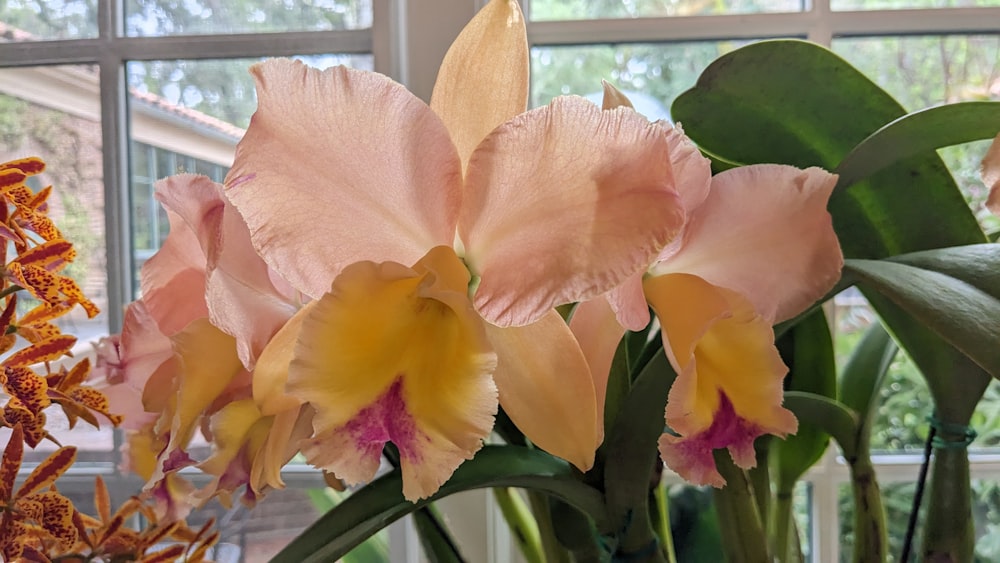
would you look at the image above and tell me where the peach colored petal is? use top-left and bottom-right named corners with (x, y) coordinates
top-left (661, 123), bottom-right (712, 223)
top-left (653, 165), bottom-right (842, 323)
top-left (601, 80), bottom-right (634, 111)
top-left (430, 0), bottom-right (528, 174)
top-left (487, 310), bottom-right (600, 470)
top-left (461, 96), bottom-right (685, 327)
top-left (290, 248), bottom-right (497, 501)
top-left (138, 206), bottom-right (208, 336)
top-left (155, 174), bottom-right (297, 369)
top-left (568, 298), bottom-right (625, 430)
top-left (250, 406), bottom-right (313, 493)
top-left (107, 301), bottom-right (173, 430)
top-left (206, 197), bottom-right (299, 370)
top-left (606, 272), bottom-right (650, 331)
top-left (225, 59), bottom-right (464, 298)
top-left (983, 133), bottom-right (1000, 216)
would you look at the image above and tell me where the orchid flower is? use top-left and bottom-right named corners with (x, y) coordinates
top-left (222, 0), bottom-right (686, 501)
top-left (572, 86), bottom-right (844, 487)
top-left (101, 174), bottom-right (308, 515)
top-left (983, 132), bottom-right (1000, 216)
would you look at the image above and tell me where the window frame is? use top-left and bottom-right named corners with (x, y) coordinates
top-left (4, 0), bottom-right (1000, 561)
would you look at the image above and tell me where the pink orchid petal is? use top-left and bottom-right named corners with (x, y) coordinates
top-left (430, 0), bottom-right (528, 173)
top-left (569, 298), bottom-right (625, 429)
top-left (290, 249), bottom-right (498, 501)
top-left (662, 123), bottom-right (712, 222)
top-left (487, 310), bottom-right (600, 470)
top-left (111, 301), bottom-right (174, 430)
top-left (156, 174), bottom-right (297, 369)
top-left (225, 59), bottom-right (464, 298)
top-left (138, 211), bottom-right (208, 336)
top-left (983, 133), bottom-right (1000, 216)
top-left (461, 96), bottom-right (686, 327)
top-left (206, 198), bottom-right (299, 370)
top-left (601, 80), bottom-right (634, 111)
top-left (606, 272), bottom-right (650, 331)
top-left (654, 165), bottom-right (842, 323)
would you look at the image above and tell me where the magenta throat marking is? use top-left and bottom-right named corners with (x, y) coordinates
top-left (344, 377), bottom-right (424, 463)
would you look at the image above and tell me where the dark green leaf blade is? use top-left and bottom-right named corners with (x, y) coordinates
top-left (670, 39), bottom-right (985, 259)
top-left (845, 257), bottom-right (1000, 379)
top-left (272, 446), bottom-right (608, 563)
top-left (835, 102), bottom-right (1000, 189)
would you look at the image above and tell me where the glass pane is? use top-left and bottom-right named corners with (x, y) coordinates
top-left (832, 290), bottom-right (1000, 453)
top-left (127, 55), bottom-right (373, 290)
top-left (530, 0), bottom-right (804, 19)
top-left (833, 35), bottom-right (1000, 233)
top-left (531, 41), bottom-right (755, 117)
top-left (833, 0), bottom-right (999, 11)
top-left (838, 480), bottom-right (1000, 561)
top-left (0, 64), bottom-right (111, 454)
top-left (0, 0), bottom-right (98, 40)
top-left (125, 0), bottom-right (373, 37)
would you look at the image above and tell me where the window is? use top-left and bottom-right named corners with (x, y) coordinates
top-left (3, 1), bottom-right (999, 560)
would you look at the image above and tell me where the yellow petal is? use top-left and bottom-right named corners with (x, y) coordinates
top-left (252, 303), bottom-right (315, 416)
top-left (487, 310), bottom-right (599, 471)
top-left (290, 247), bottom-right (497, 501)
top-left (645, 273), bottom-right (796, 486)
top-left (165, 319), bottom-right (246, 459)
top-left (430, 0), bottom-right (528, 174)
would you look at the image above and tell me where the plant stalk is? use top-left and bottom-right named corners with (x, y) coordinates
top-left (920, 447), bottom-right (974, 562)
top-left (847, 455), bottom-right (887, 563)
top-left (712, 452), bottom-right (770, 563)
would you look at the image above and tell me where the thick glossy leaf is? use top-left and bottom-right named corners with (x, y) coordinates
top-left (835, 102), bottom-right (1000, 189)
top-left (671, 39), bottom-right (985, 259)
top-left (864, 290), bottom-right (990, 424)
top-left (773, 309), bottom-right (836, 489)
top-left (271, 446), bottom-right (608, 563)
top-left (845, 257), bottom-right (1000, 379)
top-left (838, 321), bottom-right (897, 419)
top-left (603, 347), bottom-right (676, 554)
top-left (782, 392), bottom-right (859, 459)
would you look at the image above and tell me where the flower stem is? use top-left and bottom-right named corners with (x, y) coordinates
top-left (847, 455), bottom-right (887, 563)
top-left (712, 451), bottom-right (770, 563)
top-left (526, 490), bottom-right (571, 563)
top-left (652, 483), bottom-right (677, 563)
top-left (493, 488), bottom-right (545, 563)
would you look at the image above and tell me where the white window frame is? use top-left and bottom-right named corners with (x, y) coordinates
top-left (4, 1), bottom-right (1000, 561)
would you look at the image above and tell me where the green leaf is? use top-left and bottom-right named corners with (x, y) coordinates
top-left (837, 321), bottom-right (897, 420)
top-left (772, 309), bottom-right (836, 489)
top-left (845, 256), bottom-right (1000, 379)
top-left (782, 392), bottom-right (860, 459)
top-left (603, 347), bottom-right (677, 555)
top-left (413, 504), bottom-right (466, 563)
top-left (861, 291), bottom-right (990, 423)
top-left (834, 102), bottom-right (1000, 189)
top-left (272, 446), bottom-right (608, 563)
top-left (670, 39), bottom-right (985, 259)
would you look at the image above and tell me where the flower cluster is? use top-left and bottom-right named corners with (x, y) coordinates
top-left (99, 0), bottom-right (844, 515)
top-left (0, 157), bottom-right (217, 562)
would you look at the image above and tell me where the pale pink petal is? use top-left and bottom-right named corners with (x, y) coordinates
top-left (225, 59), bottom-right (463, 298)
top-left (661, 123), bottom-right (712, 222)
top-left (569, 298), bottom-right (625, 428)
top-left (654, 165), bottom-right (843, 323)
top-left (983, 133), bottom-right (1000, 216)
top-left (487, 310), bottom-right (600, 469)
top-left (461, 96), bottom-right (686, 327)
top-left (430, 0), bottom-right (528, 173)
top-left (138, 210), bottom-right (208, 336)
top-left (104, 301), bottom-right (173, 431)
top-left (206, 199), bottom-right (299, 370)
top-left (156, 174), bottom-right (297, 369)
top-left (606, 272), bottom-right (649, 331)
